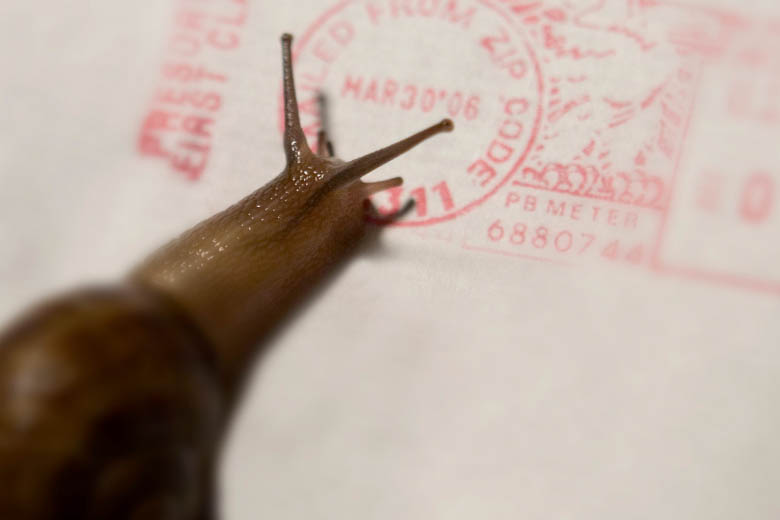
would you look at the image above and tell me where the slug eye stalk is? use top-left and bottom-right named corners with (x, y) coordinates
top-left (279, 33), bottom-right (454, 192)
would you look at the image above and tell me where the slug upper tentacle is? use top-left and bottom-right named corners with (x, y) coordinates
top-left (0, 32), bottom-right (454, 519)
top-left (279, 31), bottom-right (452, 205)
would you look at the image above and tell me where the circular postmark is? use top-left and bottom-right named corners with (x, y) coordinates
top-left (281, 0), bottom-right (544, 226)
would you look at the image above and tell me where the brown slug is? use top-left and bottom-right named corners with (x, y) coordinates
top-left (0, 33), bottom-right (453, 520)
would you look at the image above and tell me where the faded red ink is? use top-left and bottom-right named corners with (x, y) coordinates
top-left (285, 0), bottom-right (544, 226)
top-left (138, 0), bottom-right (248, 180)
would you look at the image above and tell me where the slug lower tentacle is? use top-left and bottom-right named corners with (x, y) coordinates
top-left (0, 33), bottom-right (453, 520)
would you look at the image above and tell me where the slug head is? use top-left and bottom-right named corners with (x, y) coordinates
top-left (278, 33), bottom-right (453, 226)
top-left (132, 34), bottom-right (454, 393)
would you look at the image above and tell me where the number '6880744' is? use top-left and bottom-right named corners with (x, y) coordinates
top-left (487, 220), bottom-right (645, 264)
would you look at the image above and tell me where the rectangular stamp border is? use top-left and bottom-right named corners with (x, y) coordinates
top-left (649, 1), bottom-right (780, 296)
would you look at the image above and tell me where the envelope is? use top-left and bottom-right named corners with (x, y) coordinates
top-left (2, 0), bottom-right (779, 518)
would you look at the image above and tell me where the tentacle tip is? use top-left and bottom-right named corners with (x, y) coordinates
top-left (389, 176), bottom-right (403, 188)
top-left (281, 33), bottom-right (293, 43)
top-left (363, 176), bottom-right (404, 196)
top-left (440, 118), bottom-right (455, 132)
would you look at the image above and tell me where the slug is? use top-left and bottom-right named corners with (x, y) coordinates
top-left (0, 33), bottom-right (453, 520)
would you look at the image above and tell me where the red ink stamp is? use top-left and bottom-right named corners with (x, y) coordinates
top-left (462, 1), bottom-right (780, 295)
top-left (285, 0), bottom-right (544, 226)
top-left (462, 0), bottom-right (700, 267)
top-left (133, 0), bottom-right (780, 296)
top-left (651, 7), bottom-right (780, 294)
top-left (138, 0), bottom-right (248, 181)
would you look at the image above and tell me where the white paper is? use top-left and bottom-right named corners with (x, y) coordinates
top-left (2, 0), bottom-right (780, 518)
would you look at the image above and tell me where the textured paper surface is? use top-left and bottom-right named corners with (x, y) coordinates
top-left (2, 1), bottom-right (780, 518)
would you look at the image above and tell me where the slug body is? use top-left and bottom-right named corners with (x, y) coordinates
top-left (0, 34), bottom-right (452, 519)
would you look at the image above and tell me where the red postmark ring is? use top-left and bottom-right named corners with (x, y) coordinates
top-left (279, 0), bottom-right (544, 226)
